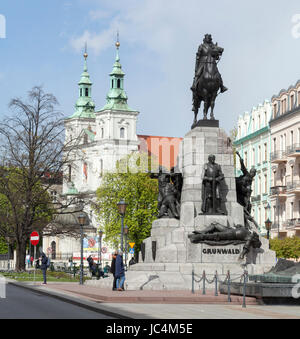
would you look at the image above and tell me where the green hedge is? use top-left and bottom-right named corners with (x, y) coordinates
top-left (269, 236), bottom-right (300, 260)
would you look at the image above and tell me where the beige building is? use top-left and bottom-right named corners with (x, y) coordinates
top-left (270, 80), bottom-right (300, 238)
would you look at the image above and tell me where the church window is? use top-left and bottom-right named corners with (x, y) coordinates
top-left (112, 79), bottom-right (114, 88)
top-left (80, 89), bottom-right (82, 97)
top-left (120, 127), bottom-right (125, 139)
top-left (100, 159), bottom-right (103, 177)
top-left (83, 162), bottom-right (88, 180)
top-left (68, 165), bottom-right (72, 182)
top-left (84, 134), bottom-right (88, 144)
top-left (117, 79), bottom-right (121, 88)
top-left (51, 241), bottom-right (56, 260)
top-left (85, 88), bottom-right (89, 97)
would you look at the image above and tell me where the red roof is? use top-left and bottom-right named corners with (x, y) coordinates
top-left (138, 135), bottom-right (183, 170)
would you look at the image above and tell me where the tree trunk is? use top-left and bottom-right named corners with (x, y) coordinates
top-left (16, 240), bottom-right (27, 272)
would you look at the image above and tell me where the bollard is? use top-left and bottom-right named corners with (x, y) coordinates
top-left (242, 271), bottom-right (247, 308)
top-left (202, 270), bottom-right (206, 295)
top-left (192, 269), bottom-right (195, 294)
top-left (214, 271), bottom-right (218, 296)
top-left (227, 270), bottom-right (231, 303)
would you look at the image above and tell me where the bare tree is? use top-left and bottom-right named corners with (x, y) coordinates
top-left (0, 86), bottom-right (81, 271)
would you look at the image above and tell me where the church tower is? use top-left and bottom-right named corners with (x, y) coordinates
top-left (63, 47), bottom-right (96, 195)
top-left (95, 38), bottom-right (140, 171)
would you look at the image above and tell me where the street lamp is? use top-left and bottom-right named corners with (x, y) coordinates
top-left (124, 225), bottom-right (129, 268)
top-left (265, 218), bottom-right (272, 240)
top-left (77, 212), bottom-right (86, 285)
top-left (98, 229), bottom-right (103, 268)
top-left (117, 199), bottom-right (127, 252)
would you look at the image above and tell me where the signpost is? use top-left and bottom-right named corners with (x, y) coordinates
top-left (30, 231), bottom-right (39, 283)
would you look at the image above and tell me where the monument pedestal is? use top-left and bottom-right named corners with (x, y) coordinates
top-left (86, 126), bottom-right (276, 290)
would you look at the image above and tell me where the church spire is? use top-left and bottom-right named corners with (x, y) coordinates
top-left (100, 36), bottom-right (135, 112)
top-left (68, 44), bottom-right (96, 119)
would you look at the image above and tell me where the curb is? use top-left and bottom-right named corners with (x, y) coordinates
top-left (8, 282), bottom-right (140, 319)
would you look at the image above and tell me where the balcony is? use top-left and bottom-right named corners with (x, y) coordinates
top-left (271, 151), bottom-right (287, 164)
top-left (285, 219), bottom-right (300, 230)
top-left (251, 195), bottom-right (261, 203)
top-left (286, 181), bottom-right (300, 194)
top-left (270, 186), bottom-right (287, 199)
top-left (286, 144), bottom-right (300, 158)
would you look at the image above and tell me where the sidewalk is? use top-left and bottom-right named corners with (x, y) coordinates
top-left (8, 281), bottom-right (300, 319)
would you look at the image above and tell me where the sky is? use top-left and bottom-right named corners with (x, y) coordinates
top-left (1, 0), bottom-right (300, 138)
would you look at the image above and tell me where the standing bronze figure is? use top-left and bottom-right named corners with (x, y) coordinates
top-left (201, 155), bottom-right (226, 215)
top-left (191, 34), bottom-right (227, 125)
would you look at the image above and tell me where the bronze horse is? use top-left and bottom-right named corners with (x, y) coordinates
top-left (191, 41), bottom-right (226, 125)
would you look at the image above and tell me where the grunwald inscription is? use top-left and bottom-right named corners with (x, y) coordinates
top-left (203, 248), bottom-right (240, 255)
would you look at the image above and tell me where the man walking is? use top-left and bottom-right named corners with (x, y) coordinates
top-left (110, 251), bottom-right (118, 291)
top-left (115, 250), bottom-right (125, 291)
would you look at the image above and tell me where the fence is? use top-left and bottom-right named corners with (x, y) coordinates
top-left (192, 269), bottom-right (249, 308)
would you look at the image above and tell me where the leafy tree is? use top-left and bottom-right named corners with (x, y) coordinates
top-left (270, 236), bottom-right (300, 260)
top-left (93, 153), bottom-right (159, 257)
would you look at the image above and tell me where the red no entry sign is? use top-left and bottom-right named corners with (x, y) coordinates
top-left (30, 231), bottom-right (39, 246)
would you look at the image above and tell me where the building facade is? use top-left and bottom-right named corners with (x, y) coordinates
top-left (269, 81), bottom-right (300, 238)
top-left (234, 100), bottom-right (272, 235)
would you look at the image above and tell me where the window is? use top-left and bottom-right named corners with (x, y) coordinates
top-left (117, 79), bottom-right (121, 88)
top-left (85, 88), bottom-right (89, 97)
top-left (258, 145), bottom-right (261, 164)
top-left (291, 94), bottom-right (295, 109)
top-left (264, 143), bottom-right (267, 161)
top-left (100, 159), bottom-right (103, 177)
top-left (273, 103), bottom-right (277, 118)
top-left (264, 174), bottom-right (267, 194)
top-left (80, 88), bottom-right (82, 97)
top-left (282, 98), bottom-right (287, 114)
top-left (68, 165), bottom-right (72, 182)
top-left (252, 148), bottom-right (255, 166)
top-left (291, 130), bottom-right (294, 147)
top-left (51, 241), bottom-right (56, 260)
top-left (120, 127), bottom-right (125, 139)
top-left (258, 115), bottom-right (261, 129)
top-left (83, 134), bottom-right (88, 144)
top-left (101, 128), bottom-right (104, 139)
top-left (264, 111), bottom-right (267, 126)
top-left (112, 79), bottom-right (114, 88)
top-left (291, 202), bottom-right (294, 220)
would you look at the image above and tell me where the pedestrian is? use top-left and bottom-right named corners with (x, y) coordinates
top-left (30, 256), bottom-right (34, 267)
top-left (26, 253), bottom-right (30, 269)
top-left (110, 251), bottom-right (118, 291)
top-left (115, 250), bottom-right (125, 291)
top-left (40, 252), bottom-right (49, 285)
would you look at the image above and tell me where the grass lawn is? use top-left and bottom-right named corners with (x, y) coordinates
top-left (1, 270), bottom-right (91, 283)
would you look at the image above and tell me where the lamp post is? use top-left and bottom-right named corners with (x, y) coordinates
top-left (117, 199), bottom-right (127, 252)
top-left (77, 213), bottom-right (86, 285)
top-left (98, 229), bottom-right (103, 268)
top-left (124, 225), bottom-right (128, 268)
top-left (265, 218), bottom-right (272, 240)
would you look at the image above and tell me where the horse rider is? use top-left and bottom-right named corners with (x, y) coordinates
top-left (191, 34), bottom-right (228, 95)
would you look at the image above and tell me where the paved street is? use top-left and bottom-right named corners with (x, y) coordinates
top-left (0, 283), bottom-right (115, 319)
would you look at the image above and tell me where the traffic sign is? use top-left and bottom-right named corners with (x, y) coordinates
top-left (129, 242), bottom-right (135, 248)
top-left (30, 231), bottom-right (39, 246)
top-left (129, 248), bottom-right (135, 254)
